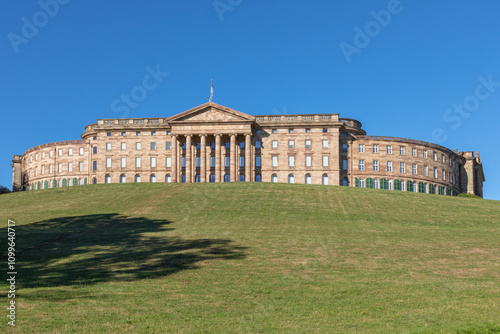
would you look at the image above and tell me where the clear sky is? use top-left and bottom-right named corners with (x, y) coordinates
top-left (1, 0), bottom-right (499, 200)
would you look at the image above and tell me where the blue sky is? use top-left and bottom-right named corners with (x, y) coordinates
top-left (1, 0), bottom-right (499, 200)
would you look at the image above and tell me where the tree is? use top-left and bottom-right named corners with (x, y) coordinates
top-left (0, 185), bottom-right (12, 195)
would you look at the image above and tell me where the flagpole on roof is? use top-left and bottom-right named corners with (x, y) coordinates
top-left (209, 79), bottom-right (213, 102)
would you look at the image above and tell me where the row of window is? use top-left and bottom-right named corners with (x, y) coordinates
top-left (271, 139), bottom-right (331, 150)
top-left (358, 144), bottom-right (455, 166)
top-left (27, 177), bottom-right (88, 190)
top-left (269, 128), bottom-right (329, 134)
top-left (101, 131), bottom-right (166, 138)
top-left (358, 161), bottom-right (458, 183)
top-left (29, 148), bottom-right (85, 162)
top-left (30, 162), bottom-right (86, 176)
top-left (271, 155), bottom-right (333, 168)
top-left (354, 177), bottom-right (457, 195)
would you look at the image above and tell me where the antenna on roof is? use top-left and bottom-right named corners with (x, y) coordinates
top-left (209, 79), bottom-right (213, 102)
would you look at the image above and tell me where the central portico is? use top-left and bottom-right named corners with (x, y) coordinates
top-left (168, 102), bottom-right (255, 183)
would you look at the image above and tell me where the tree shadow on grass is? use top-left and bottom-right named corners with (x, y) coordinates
top-left (5, 213), bottom-right (246, 288)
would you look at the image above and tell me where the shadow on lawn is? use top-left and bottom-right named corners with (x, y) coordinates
top-left (7, 213), bottom-right (246, 287)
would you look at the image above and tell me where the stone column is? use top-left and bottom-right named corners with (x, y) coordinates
top-left (171, 135), bottom-right (177, 183)
top-left (185, 135), bottom-right (192, 183)
top-left (215, 134), bottom-right (221, 183)
top-left (230, 134), bottom-right (236, 182)
top-left (245, 134), bottom-right (251, 182)
top-left (200, 135), bottom-right (206, 183)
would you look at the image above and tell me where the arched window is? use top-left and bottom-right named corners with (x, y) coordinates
top-left (359, 178), bottom-right (365, 188)
top-left (195, 174), bottom-right (200, 183)
top-left (151, 174), bottom-right (156, 183)
top-left (355, 177), bottom-right (359, 187)
top-left (255, 174), bottom-right (261, 182)
top-left (239, 174), bottom-right (245, 182)
top-left (271, 174), bottom-right (278, 183)
top-left (394, 179), bottom-right (400, 191)
top-left (44, 180), bottom-right (48, 189)
top-left (322, 174), bottom-right (328, 185)
top-left (73, 178), bottom-right (78, 186)
top-left (366, 178), bottom-right (373, 188)
top-left (343, 177), bottom-right (348, 186)
top-left (62, 179), bottom-right (67, 187)
top-left (79, 178), bottom-right (84, 185)
top-left (289, 174), bottom-right (294, 184)
top-left (388, 180), bottom-right (393, 190)
top-left (120, 174), bottom-right (126, 183)
top-left (224, 174), bottom-right (230, 182)
top-left (31, 183), bottom-right (34, 190)
top-left (380, 178), bottom-right (387, 190)
top-left (210, 174), bottom-right (215, 183)
top-left (418, 182), bottom-right (425, 193)
top-left (136, 174), bottom-right (141, 183)
top-left (69, 178), bottom-right (73, 186)
top-left (305, 174), bottom-right (311, 185)
top-left (84, 178), bottom-right (87, 185)
top-left (407, 180), bottom-right (413, 192)
top-left (374, 179), bottom-right (379, 189)
top-left (93, 178), bottom-right (97, 184)
top-left (166, 174), bottom-right (171, 183)
top-left (412, 181), bottom-right (417, 192)
top-left (52, 179), bottom-right (57, 188)
top-left (429, 184), bottom-right (435, 194)
top-left (400, 181), bottom-right (405, 191)
top-left (106, 175), bottom-right (111, 184)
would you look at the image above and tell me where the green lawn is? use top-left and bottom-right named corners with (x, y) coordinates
top-left (1, 183), bottom-right (499, 333)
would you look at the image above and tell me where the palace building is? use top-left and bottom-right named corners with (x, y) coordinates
top-left (12, 102), bottom-right (485, 197)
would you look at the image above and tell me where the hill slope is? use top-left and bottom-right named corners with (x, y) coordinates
top-left (1, 183), bottom-right (500, 333)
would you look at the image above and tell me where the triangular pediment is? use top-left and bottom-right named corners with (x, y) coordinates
top-left (168, 102), bottom-right (255, 123)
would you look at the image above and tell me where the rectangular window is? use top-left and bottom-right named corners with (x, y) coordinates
top-left (400, 146), bottom-right (405, 155)
top-left (441, 154), bottom-right (445, 164)
top-left (93, 147), bottom-right (97, 154)
top-left (359, 160), bottom-right (365, 171)
top-left (42, 152), bottom-right (45, 159)
top-left (239, 142), bottom-right (244, 149)
top-left (272, 129), bottom-right (277, 134)
top-left (196, 156), bottom-right (200, 167)
top-left (136, 142), bottom-right (141, 150)
top-left (305, 155), bottom-right (312, 167)
top-left (400, 162), bottom-right (405, 173)
top-left (373, 144), bottom-right (379, 153)
top-left (78, 162), bottom-right (83, 172)
top-left (49, 150), bottom-right (53, 158)
top-left (373, 160), bottom-right (379, 171)
top-left (68, 162), bottom-right (73, 172)
top-left (58, 149), bottom-right (63, 156)
top-left (122, 132), bottom-right (126, 136)
top-left (323, 128), bottom-right (328, 133)
top-left (107, 132), bottom-right (111, 136)
top-left (166, 157), bottom-right (171, 168)
top-left (49, 164), bottom-right (53, 173)
top-left (434, 167), bottom-right (437, 178)
top-left (151, 131), bottom-right (156, 136)
top-left (256, 141), bottom-right (261, 149)
top-left (272, 140), bottom-right (278, 149)
top-left (387, 161), bottom-right (392, 172)
top-left (106, 158), bottom-right (111, 168)
top-left (151, 157), bottom-right (157, 168)
top-left (167, 131), bottom-right (171, 135)
top-left (58, 163), bottom-right (63, 173)
top-left (68, 148), bottom-right (73, 156)
top-left (210, 156), bottom-right (215, 168)
top-left (289, 140), bottom-right (294, 149)
top-left (121, 157), bottom-right (126, 168)
top-left (182, 157), bottom-right (186, 168)
top-left (423, 150), bottom-right (427, 158)
top-left (322, 155), bottom-right (329, 167)
top-left (359, 144), bottom-right (364, 153)
top-left (305, 140), bottom-right (311, 149)
top-left (272, 156), bottom-right (278, 167)
top-left (343, 143), bottom-right (348, 152)
top-left (225, 156), bottom-right (230, 167)
top-left (79, 147), bottom-right (84, 155)
top-left (121, 143), bottom-right (126, 151)
top-left (289, 128), bottom-right (294, 133)
top-left (412, 164), bottom-right (417, 175)
top-left (322, 140), bottom-right (328, 149)
top-left (255, 156), bottom-right (261, 167)
top-left (92, 161), bottom-right (96, 171)
top-left (151, 142), bottom-right (156, 150)
top-left (305, 128), bottom-right (311, 133)
top-left (136, 131), bottom-right (141, 136)
top-left (387, 145), bottom-right (392, 154)
top-left (424, 165), bottom-right (428, 176)
top-left (442, 169), bottom-right (445, 180)
top-left (166, 142), bottom-right (171, 150)
top-left (288, 156), bottom-right (295, 167)
top-left (343, 159), bottom-right (348, 170)
top-left (135, 157), bottom-right (141, 168)
top-left (433, 152), bottom-right (437, 161)
top-left (240, 156), bottom-right (245, 167)
top-left (106, 143), bottom-right (111, 151)
top-left (412, 148), bottom-right (417, 157)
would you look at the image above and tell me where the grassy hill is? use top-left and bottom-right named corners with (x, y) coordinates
top-left (1, 183), bottom-right (500, 333)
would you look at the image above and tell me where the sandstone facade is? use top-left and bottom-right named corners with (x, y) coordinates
top-left (12, 102), bottom-right (485, 197)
